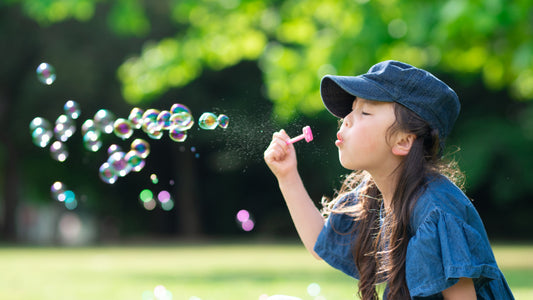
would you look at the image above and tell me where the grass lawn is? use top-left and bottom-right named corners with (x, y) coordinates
top-left (0, 241), bottom-right (531, 299)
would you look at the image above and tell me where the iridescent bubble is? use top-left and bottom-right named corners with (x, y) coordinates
top-left (170, 112), bottom-right (194, 131)
top-left (50, 141), bottom-right (68, 162)
top-left (94, 109), bottom-right (116, 134)
top-left (81, 119), bottom-right (97, 135)
top-left (157, 110), bottom-right (172, 130)
top-left (107, 144), bottom-right (122, 156)
top-left (125, 150), bottom-right (145, 172)
top-left (108, 151), bottom-right (131, 177)
top-left (36, 62), bottom-right (56, 85)
top-left (128, 107), bottom-right (144, 129)
top-left (146, 123), bottom-right (163, 139)
top-left (217, 114), bottom-right (229, 129)
top-left (131, 139), bottom-right (150, 159)
top-left (29, 117), bottom-right (52, 132)
top-left (51, 181), bottom-right (67, 201)
top-left (64, 100), bottom-right (81, 119)
top-left (141, 109), bottom-right (160, 133)
top-left (169, 126), bottom-right (187, 142)
top-left (54, 114), bottom-right (76, 142)
top-left (99, 162), bottom-right (117, 184)
top-left (32, 127), bottom-right (54, 148)
top-left (113, 118), bottom-right (134, 140)
top-left (83, 131), bottom-right (102, 152)
top-left (170, 103), bottom-right (191, 115)
top-left (198, 112), bottom-right (218, 130)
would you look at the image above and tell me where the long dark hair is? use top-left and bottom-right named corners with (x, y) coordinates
top-left (322, 103), bottom-right (463, 299)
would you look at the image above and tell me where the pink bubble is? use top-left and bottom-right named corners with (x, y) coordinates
top-left (236, 209), bottom-right (250, 222)
top-left (241, 219), bottom-right (255, 232)
top-left (158, 190), bottom-right (171, 203)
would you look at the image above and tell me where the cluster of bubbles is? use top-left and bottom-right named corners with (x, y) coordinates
top-left (139, 183), bottom-right (175, 212)
top-left (51, 181), bottom-right (78, 210)
top-left (142, 285), bottom-right (173, 300)
top-left (30, 100), bottom-right (80, 162)
top-left (99, 140), bottom-right (150, 184)
top-left (236, 209), bottom-right (255, 232)
top-left (36, 62), bottom-right (56, 85)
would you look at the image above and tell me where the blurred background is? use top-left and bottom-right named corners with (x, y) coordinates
top-left (1, 0), bottom-right (533, 246)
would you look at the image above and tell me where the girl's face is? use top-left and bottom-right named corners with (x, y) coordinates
top-left (336, 97), bottom-right (398, 174)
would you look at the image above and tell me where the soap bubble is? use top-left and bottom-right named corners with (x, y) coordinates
top-left (36, 62), bottom-right (56, 85)
top-left (50, 141), bottom-right (68, 162)
top-left (141, 109), bottom-right (160, 133)
top-left (64, 100), bottom-right (81, 119)
top-left (198, 112), bottom-right (218, 130)
top-left (241, 219), bottom-right (255, 231)
top-left (83, 131), bottom-right (102, 152)
top-left (157, 110), bottom-right (173, 130)
top-left (150, 173), bottom-right (159, 184)
top-left (54, 114), bottom-right (76, 142)
top-left (108, 151), bottom-right (131, 177)
top-left (94, 109), bottom-right (116, 134)
top-left (131, 139), bottom-right (150, 158)
top-left (107, 144), bottom-right (122, 156)
top-left (169, 126), bottom-right (187, 142)
top-left (170, 103), bottom-right (191, 115)
top-left (29, 117), bottom-right (52, 132)
top-left (125, 150), bottom-right (145, 172)
top-left (51, 181), bottom-right (67, 201)
top-left (146, 123), bottom-right (163, 139)
top-left (236, 209), bottom-right (250, 223)
top-left (170, 112), bottom-right (194, 130)
top-left (32, 127), bottom-right (54, 148)
top-left (307, 283), bottom-right (321, 297)
top-left (99, 162), bottom-right (117, 184)
top-left (236, 209), bottom-right (254, 232)
top-left (128, 107), bottom-right (144, 129)
top-left (217, 114), bottom-right (229, 129)
top-left (113, 118), bottom-right (134, 140)
top-left (81, 119), bottom-right (97, 135)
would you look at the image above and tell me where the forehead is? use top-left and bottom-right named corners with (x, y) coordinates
top-left (352, 97), bottom-right (391, 108)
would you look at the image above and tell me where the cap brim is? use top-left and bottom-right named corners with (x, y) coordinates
top-left (320, 75), bottom-right (395, 118)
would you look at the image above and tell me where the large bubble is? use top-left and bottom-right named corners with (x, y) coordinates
top-left (198, 112), bottom-right (218, 130)
top-left (36, 62), bottom-right (56, 85)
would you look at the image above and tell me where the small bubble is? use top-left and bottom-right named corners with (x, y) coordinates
top-left (107, 144), bottom-right (123, 156)
top-left (36, 62), bottom-right (56, 85)
top-left (113, 118), bottom-right (134, 140)
top-left (54, 114), bottom-right (76, 142)
top-left (126, 150), bottom-right (145, 172)
top-left (169, 126), bottom-right (187, 142)
top-left (150, 174), bottom-right (159, 184)
top-left (217, 114), bottom-right (229, 128)
top-left (32, 127), bottom-right (53, 148)
top-left (99, 162), bottom-right (117, 184)
top-left (51, 181), bottom-right (67, 201)
top-left (108, 151), bottom-right (131, 177)
top-left (307, 283), bottom-right (321, 297)
top-left (50, 141), bottom-right (68, 162)
top-left (64, 100), bottom-right (81, 119)
top-left (94, 109), bottom-right (116, 134)
top-left (128, 107), bottom-right (144, 129)
top-left (157, 110), bottom-right (173, 130)
top-left (131, 139), bottom-right (150, 158)
top-left (83, 131), bottom-right (102, 152)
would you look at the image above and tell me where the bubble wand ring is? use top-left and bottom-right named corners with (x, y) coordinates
top-left (286, 126), bottom-right (313, 144)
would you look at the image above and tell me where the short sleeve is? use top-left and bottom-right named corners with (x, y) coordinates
top-left (313, 193), bottom-right (360, 279)
top-left (406, 208), bottom-right (501, 297)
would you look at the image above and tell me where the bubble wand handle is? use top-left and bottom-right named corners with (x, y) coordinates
top-left (286, 126), bottom-right (313, 144)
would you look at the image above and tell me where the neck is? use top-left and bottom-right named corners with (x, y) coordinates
top-left (368, 160), bottom-right (403, 210)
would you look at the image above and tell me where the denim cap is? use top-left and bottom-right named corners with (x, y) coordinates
top-left (320, 60), bottom-right (460, 141)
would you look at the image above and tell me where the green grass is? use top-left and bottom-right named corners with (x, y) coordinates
top-left (0, 242), bottom-right (530, 299)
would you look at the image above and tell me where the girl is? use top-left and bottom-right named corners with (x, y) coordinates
top-left (264, 61), bottom-right (514, 299)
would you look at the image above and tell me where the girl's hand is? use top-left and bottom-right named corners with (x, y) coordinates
top-left (264, 130), bottom-right (298, 180)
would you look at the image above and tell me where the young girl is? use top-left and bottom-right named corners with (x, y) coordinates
top-left (264, 61), bottom-right (514, 299)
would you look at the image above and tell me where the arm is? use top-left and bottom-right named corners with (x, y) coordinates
top-left (264, 130), bottom-right (325, 259)
top-left (442, 277), bottom-right (476, 300)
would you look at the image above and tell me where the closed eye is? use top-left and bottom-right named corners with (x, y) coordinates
top-left (362, 111), bottom-right (371, 116)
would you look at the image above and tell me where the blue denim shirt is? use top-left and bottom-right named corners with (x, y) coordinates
top-left (314, 175), bottom-right (514, 299)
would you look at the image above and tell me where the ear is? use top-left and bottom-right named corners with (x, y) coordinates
top-left (391, 132), bottom-right (416, 156)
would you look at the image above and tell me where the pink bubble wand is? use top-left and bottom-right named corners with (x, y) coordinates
top-left (286, 126), bottom-right (313, 144)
